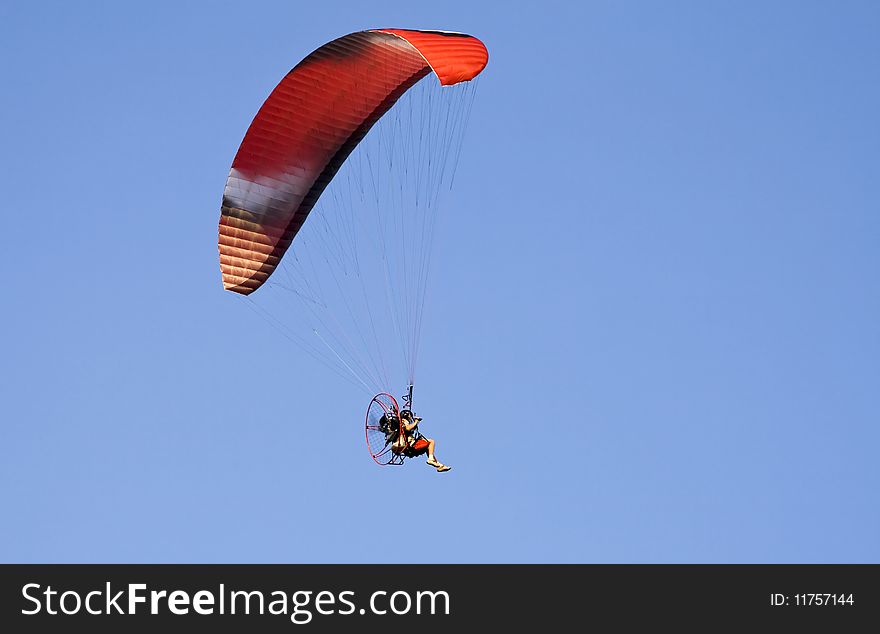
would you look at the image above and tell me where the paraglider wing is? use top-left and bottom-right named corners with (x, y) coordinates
top-left (218, 29), bottom-right (489, 295)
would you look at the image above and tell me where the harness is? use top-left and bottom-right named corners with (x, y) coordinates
top-left (381, 411), bottom-right (423, 456)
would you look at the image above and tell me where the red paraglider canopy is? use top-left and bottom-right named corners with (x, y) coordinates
top-left (218, 29), bottom-right (489, 295)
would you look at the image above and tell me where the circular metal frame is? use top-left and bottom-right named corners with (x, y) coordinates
top-left (365, 392), bottom-right (405, 466)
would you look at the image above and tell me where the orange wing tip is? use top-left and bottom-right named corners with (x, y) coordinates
top-left (372, 29), bottom-right (488, 85)
top-left (222, 274), bottom-right (259, 295)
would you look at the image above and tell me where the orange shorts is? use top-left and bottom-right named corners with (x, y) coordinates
top-left (408, 438), bottom-right (430, 456)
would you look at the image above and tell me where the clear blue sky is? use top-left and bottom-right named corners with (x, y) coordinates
top-left (2, 1), bottom-right (878, 563)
